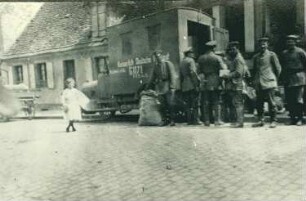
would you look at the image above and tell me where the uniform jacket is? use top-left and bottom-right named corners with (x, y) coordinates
top-left (281, 47), bottom-right (306, 87)
top-left (180, 57), bottom-right (199, 92)
top-left (148, 60), bottom-right (180, 95)
top-left (224, 52), bottom-right (247, 91)
top-left (197, 51), bottom-right (226, 91)
top-left (253, 50), bottom-right (282, 90)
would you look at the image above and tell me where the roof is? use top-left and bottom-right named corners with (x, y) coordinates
top-left (107, 7), bottom-right (212, 29)
top-left (3, 2), bottom-right (92, 58)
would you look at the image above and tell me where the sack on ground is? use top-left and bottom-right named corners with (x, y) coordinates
top-left (138, 90), bottom-right (162, 126)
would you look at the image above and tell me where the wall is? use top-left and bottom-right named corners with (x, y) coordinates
top-left (106, 9), bottom-right (180, 95)
top-left (1, 45), bottom-right (107, 105)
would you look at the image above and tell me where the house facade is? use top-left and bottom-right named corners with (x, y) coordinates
top-left (0, 0), bottom-right (305, 106)
top-left (0, 2), bottom-right (115, 106)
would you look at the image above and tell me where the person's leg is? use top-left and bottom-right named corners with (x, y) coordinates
top-left (191, 90), bottom-right (201, 125)
top-left (252, 88), bottom-right (265, 127)
top-left (166, 91), bottom-right (176, 126)
top-left (231, 90), bottom-right (244, 128)
top-left (71, 120), bottom-right (76, 131)
top-left (285, 87), bottom-right (296, 124)
top-left (183, 91), bottom-right (192, 125)
top-left (158, 94), bottom-right (168, 125)
top-left (201, 91), bottom-right (210, 126)
top-left (295, 86), bottom-right (304, 125)
top-left (212, 90), bottom-right (222, 126)
top-left (66, 120), bottom-right (73, 132)
top-left (227, 91), bottom-right (236, 124)
top-left (266, 89), bottom-right (277, 128)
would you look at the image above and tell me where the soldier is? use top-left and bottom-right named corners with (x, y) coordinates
top-left (148, 50), bottom-right (180, 126)
top-left (198, 41), bottom-right (226, 126)
top-left (222, 41), bottom-right (247, 128)
top-left (281, 35), bottom-right (306, 126)
top-left (180, 48), bottom-right (201, 125)
top-left (252, 37), bottom-right (282, 128)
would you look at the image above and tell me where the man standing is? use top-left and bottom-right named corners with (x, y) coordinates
top-left (222, 41), bottom-right (247, 128)
top-left (148, 50), bottom-right (180, 126)
top-left (180, 48), bottom-right (201, 125)
top-left (281, 35), bottom-right (306, 126)
top-left (198, 41), bottom-right (226, 126)
top-left (252, 38), bottom-right (282, 128)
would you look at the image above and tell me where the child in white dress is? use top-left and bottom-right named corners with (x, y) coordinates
top-left (61, 78), bottom-right (89, 132)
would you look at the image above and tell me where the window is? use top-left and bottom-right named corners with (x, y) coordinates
top-left (121, 32), bottom-right (133, 57)
top-left (63, 60), bottom-right (75, 82)
top-left (97, 57), bottom-right (109, 74)
top-left (35, 63), bottom-right (48, 88)
top-left (147, 24), bottom-right (161, 51)
top-left (13, 65), bottom-right (23, 84)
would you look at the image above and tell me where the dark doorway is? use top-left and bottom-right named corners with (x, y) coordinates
top-left (225, 1), bottom-right (245, 52)
top-left (63, 60), bottom-right (75, 82)
top-left (267, 0), bottom-right (298, 54)
top-left (187, 21), bottom-right (210, 58)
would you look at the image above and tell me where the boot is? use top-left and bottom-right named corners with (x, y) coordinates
top-left (214, 105), bottom-right (223, 126)
top-left (296, 103), bottom-right (304, 126)
top-left (192, 108), bottom-right (202, 125)
top-left (202, 104), bottom-right (210, 126)
top-left (269, 121), bottom-right (277, 128)
top-left (235, 105), bottom-right (244, 128)
top-left (252, 119), bottom-right (264, 127)
top-left (186, 109), bottom-right (192, 125)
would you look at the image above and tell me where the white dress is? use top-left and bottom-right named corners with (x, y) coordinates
top-left (61, 88), bottom-right (89, 121)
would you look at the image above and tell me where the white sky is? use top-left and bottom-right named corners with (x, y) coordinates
top-left (0, 2), bottom-right (43, 51)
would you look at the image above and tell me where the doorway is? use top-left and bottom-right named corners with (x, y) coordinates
top-left (63, 60), bottom-right (76, 83)
top-left (187, 21), bottom-right (210, 58)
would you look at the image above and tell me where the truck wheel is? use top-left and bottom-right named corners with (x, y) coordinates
top-left (98, 111), bottom-right (115, 120)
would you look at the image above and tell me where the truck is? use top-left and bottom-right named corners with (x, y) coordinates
top-left (81, 7), bottom-right (229, 120)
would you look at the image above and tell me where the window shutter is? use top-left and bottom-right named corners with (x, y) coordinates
top-left (23, 65), bottom-right (29, 87)
top-left (29, 64), bottom-right (36, 89)
top-left (8, 67), bottom-right (13, 85)
top-left (46, 62), bottom-right (54, 89)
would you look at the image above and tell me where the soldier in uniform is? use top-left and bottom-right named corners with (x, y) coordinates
top-left (198, 41), bottom-right (226, 126)
top-left (222, 41), bottom-right (247, 128)
top-left (180, 48), bottom-right (201, 125)
top-left (281, 35), bottom-right (306, 126)
top-left (148, 50), bottom-right (180, 126)
top-left (252, 37), bottom-right (282, 128)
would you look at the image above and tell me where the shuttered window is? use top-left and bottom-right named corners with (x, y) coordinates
top-left (13, 65), bottom-right (23, 84)
top-left (35, 63), bottom-right (48, 88)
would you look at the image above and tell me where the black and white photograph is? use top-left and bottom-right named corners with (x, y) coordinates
top-left (0, 0), bottom-right (305, 200)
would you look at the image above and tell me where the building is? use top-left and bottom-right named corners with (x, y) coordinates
top-left (0, 0), bottom-right (305, 106)
top-left (0, 2), bottom-right (118, 106)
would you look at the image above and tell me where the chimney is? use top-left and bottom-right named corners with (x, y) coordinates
top-left (90, 2), bottom-right (107, 38)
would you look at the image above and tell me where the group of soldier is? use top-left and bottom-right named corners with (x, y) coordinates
top-left (148, 35), bottom-right (306, 128)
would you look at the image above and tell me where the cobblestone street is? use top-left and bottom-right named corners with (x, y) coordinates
top-left (0, 118), bottom-right (305, 201)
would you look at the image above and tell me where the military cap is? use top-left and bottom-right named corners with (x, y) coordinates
top-left (286, 35), bottom-right (298, 40)
top-left (153, 49), bottom-right (163, 55)
top-left (258, 37), bottom-right (269, 42)
top-left (184, 48), bottom-right (194, 55)
top-left (205, 40), bottom-right (217, 47)
top-left (228, 41), bottom-right (240, 47)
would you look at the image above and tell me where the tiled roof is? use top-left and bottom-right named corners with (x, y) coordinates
top-left (4, 2), bottom-right (92, 57)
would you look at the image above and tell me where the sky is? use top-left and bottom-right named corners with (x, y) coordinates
top-left (0, 2), bottom-right (43, 52)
